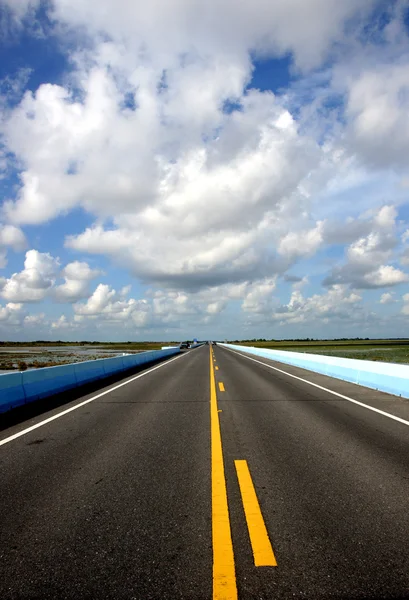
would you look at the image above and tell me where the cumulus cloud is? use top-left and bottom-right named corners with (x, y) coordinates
top-left (0, 251), bottom-right (104, 305)
top-left (0, 224), bottom-right (27, 250)
top-left (402, 293), bottom-right (409, 316)
top-left (1, 0), bottom-right (409, 339)
top-left (0, 302), bottom-right (25, 326)
top-left (54, 261), bottom-right (102, 302)
top-left (4, 83), bottom-right (319, 289)
top-left (1, 250), bottom-right (59, 302)
top-left (241, 278), bottom-right (277, 313)
top-left (0, 0), bottom-right (383, 297)
top-left (47, 0), bottom-right (375, 71)
top-left (24, 312), bottom-right (45, 326)
top-left (346, 63), bottom-right (409, 169)
top-left (323, 205), bottom-right (409, 289)
top-left (278, 222), bottom-right (324, 260)
top-left (73, 284), bottom-right (151, 328)
top-left (51, 315), bottom-right (72, 329)
top-left (0, 224), bottom-right (27, 268)
top-left (70, 277), bottom-right (279, 333)
top-left (363, 265), bottom-right (408, 288)
top-left (272, 285), bottom-right (362, 325)
top-left (380, 292), bottom-right (395, 305)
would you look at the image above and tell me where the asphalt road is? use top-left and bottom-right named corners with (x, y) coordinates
top-left (1, 344), bottom-right (409, 599)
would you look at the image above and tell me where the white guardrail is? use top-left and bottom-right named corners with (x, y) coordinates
top-left (219, 343), bottom-right (409, 399)
top-left (0, 348), bottom-right (180, 414)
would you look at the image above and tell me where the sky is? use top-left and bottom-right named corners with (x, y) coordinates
top-left (0, 0), bottom-right (409, 341)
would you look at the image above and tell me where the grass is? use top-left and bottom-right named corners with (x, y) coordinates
top-left (227, 339), bottom-right (409, 364)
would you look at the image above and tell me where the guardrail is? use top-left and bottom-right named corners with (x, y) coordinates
top-left (0, 347), bottom-right (180, 414)
top-left (219, 343), bottom-right (409, 399)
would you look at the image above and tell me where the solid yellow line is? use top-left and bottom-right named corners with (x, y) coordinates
top-left (210, 348), bottom-right (237, 599)
top-left (235, 460), bottom-right (277, 567)
top-left (219, 382), bottom-right (225, 392)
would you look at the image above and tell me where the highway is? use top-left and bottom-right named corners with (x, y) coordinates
top-left (1, 344), bottom-right (409, 599)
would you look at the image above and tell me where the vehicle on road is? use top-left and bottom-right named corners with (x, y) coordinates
top-left (179, 342), bottom-right (190, 349)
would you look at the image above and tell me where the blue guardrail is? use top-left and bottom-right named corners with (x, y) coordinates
top-left (0, 347), bottom-right (180, 414)
top-left (219, 343), bottom-right (409, 400)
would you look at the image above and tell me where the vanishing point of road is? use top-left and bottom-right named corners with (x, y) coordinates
top-left (1, 344), bottom-right (409, 599)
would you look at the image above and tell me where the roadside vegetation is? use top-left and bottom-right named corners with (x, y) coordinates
top-left (0, 341), bottom-right (168, 350)
top-left (0, 341), bottom-right (173, 371)
top-left (227, 339), bottom-right (409, 364)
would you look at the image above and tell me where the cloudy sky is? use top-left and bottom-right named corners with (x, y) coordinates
top-left (0, 0), bottom-right (409, 341)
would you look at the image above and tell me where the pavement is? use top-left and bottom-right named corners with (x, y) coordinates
top-left (1, 344), bottom-right (409, 599)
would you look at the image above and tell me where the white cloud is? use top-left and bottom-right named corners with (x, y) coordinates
top-left (54, 260), bottom-right (102, 302)
top-left (278, 221), bottom-right (324, 260)
top-left (0, 224), bottom-right (27, 268)
top-left (24, 312), bottom-right (45, 325)
top-left (1, 250), bottom-right (59, 302)
top-left (364, 265), bottom-right (408, 288)
top-left (4, 84), bottom-right (319, 290)
top-left (346, 63), bottom-right (409, 169)
top-left (272, 285), bottom-right (362, 325)
top-left (49, 0), bottom-right (374, 71)
top-left (1, 0), bottom-right (409, 341)
top-left (73, 284), bottom-right (151, 327)
top-left (0, 302), bottom-right (25, 326)
top-left (402, 293), bottom-right (409, 315)
top-left (324, 205), bottom-right (409, 289)
top-left (0, 224), bottom-right (27, 249)
top-left (0, 252), bottom-right (104, 305)
top-left (70, 277), bottom-right (279, 333)
top-left (51, 315), bottom-right (71, 329)
top-left (241, 278), bottom-right (277, 313)
top-left (0, 0), bottom-right (382, 297)
top-left (380, 292), bottom-right (395, 304)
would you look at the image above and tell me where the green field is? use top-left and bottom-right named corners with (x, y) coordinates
top-left (227, 339), bottom-right (409, 364)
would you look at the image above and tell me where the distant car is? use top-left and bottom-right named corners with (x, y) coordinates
top-left (179, 342), bottom-right (189, 349)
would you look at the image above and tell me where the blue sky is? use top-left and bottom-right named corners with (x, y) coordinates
top-left (0, 0), bottom-right (409, 341)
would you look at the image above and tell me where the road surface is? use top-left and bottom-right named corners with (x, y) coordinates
top-left (1, 344), bottom-right (409, 599)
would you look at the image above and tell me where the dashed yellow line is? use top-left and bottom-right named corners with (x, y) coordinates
top-left (215, 366), bottom-right (219, 371)
top-left (235, 460), bottom-right (277, 567)
top-left (210, 348), bottom-right (237, 599)
top-left (219, 382), bottom-right (225, 392)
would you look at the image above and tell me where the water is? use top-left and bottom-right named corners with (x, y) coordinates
top-left (0, 346), bottom-right (122, 372)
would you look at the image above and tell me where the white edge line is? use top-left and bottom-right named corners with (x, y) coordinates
top-left (224, 347), bottom-right (409, 428)
top-left (0, 351), bottom-right (189, 447)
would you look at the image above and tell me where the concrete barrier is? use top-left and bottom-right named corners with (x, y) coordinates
top-left (0, 372), bottom-right (26, 413)
top-left (22, 363), bottom-right (77, 402)
top-left (219, 343), bottom-right (409, 399)
top-left (102, 356), bottom-right (126, 376)
top-left (74, 359), bottom-right (106, 384)
top-left (0, 347), bottom-right (180, 414)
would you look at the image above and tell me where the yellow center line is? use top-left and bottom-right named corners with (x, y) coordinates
top-left (234, 460), bottom-right (277, 567)
top-left (219, 382), bottom-right (225, 392)
top-left (210, 347), bottom-right (237, 599)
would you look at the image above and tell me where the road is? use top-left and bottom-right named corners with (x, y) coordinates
top-left (1, 344), bottom-right (409, 599)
